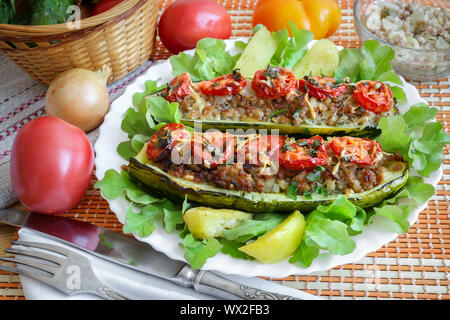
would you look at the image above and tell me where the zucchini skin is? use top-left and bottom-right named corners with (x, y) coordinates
top-left (180, 119), bottom-right (381, 138)
top-left (128, 157), bottom-right (409, 213)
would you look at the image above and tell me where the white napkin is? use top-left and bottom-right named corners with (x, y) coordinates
top-left (17, 228), bottom-right (321, 300)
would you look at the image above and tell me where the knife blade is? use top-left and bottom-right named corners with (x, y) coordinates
top-left (0, 209), bottom-right (301, 300)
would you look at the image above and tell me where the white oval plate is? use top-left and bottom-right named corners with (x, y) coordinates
top-left (94, 39), bottom-right (442, 278)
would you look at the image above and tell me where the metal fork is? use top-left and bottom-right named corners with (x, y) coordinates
top-left (0, 240), bottom-right (129, 300)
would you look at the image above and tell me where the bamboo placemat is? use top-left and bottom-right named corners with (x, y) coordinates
top-left (0, 0), bottom-right (449, 300)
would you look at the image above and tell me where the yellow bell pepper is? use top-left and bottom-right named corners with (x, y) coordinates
top-left (252, 0), bottom-right (341, 39)
top-left (239, 211), bottom-right (306, 264)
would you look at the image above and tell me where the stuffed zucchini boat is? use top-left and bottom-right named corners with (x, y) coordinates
top-left (127, 123), bottom-right (409, 213)
top-left (146, 67), bottom-right (398, 137)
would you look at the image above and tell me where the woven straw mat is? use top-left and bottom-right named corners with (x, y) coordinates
top-left (0, 0), bottom-right (449, 300)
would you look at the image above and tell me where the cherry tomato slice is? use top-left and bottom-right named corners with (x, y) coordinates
top-left (199, 71), bottom-right (247, 96)
top-left (161, 73), bottom-right (193, 102)
top-left (252, 66), bottom-right (297, 99)
top-left (352, 80), bottom-right (393, 114)
top-left (237, 135), bottom-right (283, 166)
top-left (299, 76), bottom-right (348, 100)
top-left (280, 136), bottom-right (328, 171)
top-left (147, 123), bottom-right (190, 162)
top-left (192, 130), bottom-right (234, 168)
top-left (330, 136), bottom-right (383, 166)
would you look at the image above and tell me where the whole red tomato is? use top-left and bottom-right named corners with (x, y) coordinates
top-left (92, 0), bottom-right (124, 15)
top-left (158, 0), bottom-right (232, 54)
top-left (10, 116), bottom-right (94, 215)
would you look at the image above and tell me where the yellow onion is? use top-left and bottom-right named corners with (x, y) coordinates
top-left (45, 67), bottom-right (111, 132)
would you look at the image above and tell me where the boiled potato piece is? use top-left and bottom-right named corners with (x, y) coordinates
top-left (239, 211), bottom-right (305, 264)
top-left (292, 39), bottom-right (339, 78)
top-left (234, 26), bottom-right (278, 79)
top-left (183, 207), bottom-right (253, 240)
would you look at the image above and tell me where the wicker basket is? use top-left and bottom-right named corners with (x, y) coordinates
top-left (0, 0), bottom-right (158, 85)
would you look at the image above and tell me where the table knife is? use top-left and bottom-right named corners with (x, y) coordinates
top-left (0, 209), bottom-right (301, 300)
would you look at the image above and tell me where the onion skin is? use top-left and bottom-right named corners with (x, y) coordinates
top-left (45, 68), bottom-right (110, 132)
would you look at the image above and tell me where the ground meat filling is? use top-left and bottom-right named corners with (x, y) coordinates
top-left (174, 82), bottom-right (392, 128)
top-left (155, 142), bottom-right (402, 196)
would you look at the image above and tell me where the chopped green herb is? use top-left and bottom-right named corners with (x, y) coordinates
top-left (264, 64), bottom-right (280, 79)
top-left (302, 82), bottom-right (309, 93)
top-left (316, 187), bottom-right (329, 197)
top-left (286, 182), bottom-right (298, 200)
top-left (232, 69), bottom-right (242, 81)
top-left (306, 166), bottom-right (325, 182)
top-left (297, 139), bottom-right (309, 147)
top-left (269, 108), bottom-right (288, 118)
top-left (281, 140), bottom-right (296, 152)
top-left (303, 191), bottom-right (312, 199)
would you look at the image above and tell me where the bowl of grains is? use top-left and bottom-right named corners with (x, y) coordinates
top-left (354, 0), bottom-right (450, 80)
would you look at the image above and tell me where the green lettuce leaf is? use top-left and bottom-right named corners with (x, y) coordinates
top-left (121, 107), bottom-right (154, 139)
top-left (170, 38), bottom-right (239, 81)
top-left (122, 200), bottom-right (184, 237)
top-left (333, 47), bottom-right (364, 82)
top-left (289, 237), bottom-right (320, 268)
top-left (359, 40), bottom-right (402, 85)
top-left (146, 96), bottom-right (181, 124)
top-left (315, 195), bottom-right (366, 235)
top-left (304, 211), bottom-right (356, 255)
top-left (219, 238), bottom-right (250, 260)
top-left (372, 205), bottom-right (411, 234)
top-left (159, 198), bottom-right (184, 234)
top-left (94, 169), bottom-right (158, 205)
top-left (94, 169), bottom-right (136, 199)
top-left (122, 205), bottom-right (161, 238)
top-left (405, 176), bottom-right (435, 205)
top-left (377, 115), bottom-right (411, 154)
top-left (130, 134), bottom-right (149, 153)
top-left (377, 102), bottom-right (449, 177)
top-left (270, 22), bottom-right (313, 70)
top-left (116, 141), bottom-right (137, 161)
top-left (333, 40), bottom-right (405, 100)
top-left (182, 234), bottom-right (220, 269)
top-left (133, 80), bottom-right (166, 108)
top-left (403, 103), bottom-right (439, 130)
top-left (222, 213), bottom-right (285, 242)
top-left (389, 85), bottom-right (407, 104)
top-left (117, 80), bottom-right (183, 161)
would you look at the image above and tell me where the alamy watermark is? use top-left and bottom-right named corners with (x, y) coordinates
top-left (66, 5), bottom-right (81, 30)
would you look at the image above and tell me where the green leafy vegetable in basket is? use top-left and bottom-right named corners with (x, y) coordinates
top-left (0, 0), bottom-right (15, 24)
top-left (30, 0), bottom-right (75, 25)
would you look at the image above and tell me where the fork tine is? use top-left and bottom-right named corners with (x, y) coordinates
top-left (0, 257), bottom-right (57, 275)
top-left (12, 240), bottom-right (69, 257)
top-left (0, 265), bottom-right (53, 283)
top-left (6, 248), bottom-right (65, 266)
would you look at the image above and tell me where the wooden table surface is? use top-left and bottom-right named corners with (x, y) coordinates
top-left (0, 225), bottom-right (15, 255)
